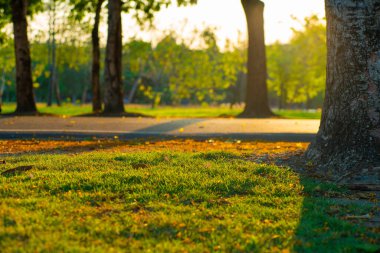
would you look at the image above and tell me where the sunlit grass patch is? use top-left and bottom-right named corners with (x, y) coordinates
top-left (1, 103), bottom-right (321, 119)
top-left (0, 150), bottom-right (377, 252)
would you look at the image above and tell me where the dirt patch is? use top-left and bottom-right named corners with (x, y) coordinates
top-left (0, 139), bottom-right (309, 155)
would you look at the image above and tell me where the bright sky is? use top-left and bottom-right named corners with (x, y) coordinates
top-left (30, 0), bottom-right (325, 47)
top-left (119, 0), bottom-right (325, 47)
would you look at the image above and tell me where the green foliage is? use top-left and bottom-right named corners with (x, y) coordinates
top-left (123, 0), bottom-right (197, 24)
top-left (267, 15), bottom-right (326, 108)
top-left (0, 0), bottom-right (43, 44)
top-left (69, 0), bottom-right (197, 25)
top-left (69, 0), bottom-right (100, 21)
top-left (0, 7), bottom-right (8, 44)
top-left (267, 43), bottom-right (294, 108)
top-left (122, 28), bottom-right (245, 106)
top-left (0, 36), bottom-right (14, 72)
top-left (27, 2), bottom-right (92, 102)
top-left (124, 40), bottom-right (153, 74)
top-left (0, 0), bottom-right (44, 19)
top-left (0, 0), bottom-right (12, 30)
top-left (290, 15), bottom-right (326, 105)
top-left (0, 37), bottom-right (15, 100)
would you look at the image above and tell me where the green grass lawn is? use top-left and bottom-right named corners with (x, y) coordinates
top-left (0, 103), bottom-right (321, 119)
top-left (0, 148), bottom-right (377, 252)
top-left (0, 103), bottom-right (93, 116)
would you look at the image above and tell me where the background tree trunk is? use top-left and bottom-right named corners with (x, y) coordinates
top-left (91, 0), bottom-right (104, 112)
top-left (54, 70), bottom-right (61, 106)
top-left (81, 83), bottom-right (88, 104)
top-left (47, 28), bottom-right (52, 106)
top-left (306, 0), bottom-right (380, 183)
top-left (47, 0), bottom-right (61, 107)
top-left (127, 76), bottom-right (141, 104)
top-left (0, 66), bottom-right (5, 113)
top-left (279, 82), bottom-right (286, 110)
top-left (103, 0), bottom-right (124, 113)
top-left (239, 0), bottom-right (272, 118)
top-left (11, 0), bottom-right (37, 114)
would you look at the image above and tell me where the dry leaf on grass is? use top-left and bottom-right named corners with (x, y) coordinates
top-left (344, 214), bottom-right (371, 220)
top-left (132, 163), bottom-right (149, 169)
top-left (1, 165), bottom-right (33, 176)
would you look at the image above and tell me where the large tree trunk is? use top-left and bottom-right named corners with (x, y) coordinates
top-left (103, 0), bottom-right (124, 113)
top-left (239, 0), bottom-right (272, 118)
top-left (306, 0), bottom-right (380, 184)
top-left (11, 0), bottom-right (37, 114)
top-left (91, 0), bottom-right (104, 112)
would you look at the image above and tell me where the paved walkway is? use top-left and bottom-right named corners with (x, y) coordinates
top-left (0, 116), bottom-right (320, 141)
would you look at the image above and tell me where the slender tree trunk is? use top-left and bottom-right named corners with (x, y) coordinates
top-left (279, 82), bottom-right (286, 110)
top-left (71, 95), bottom-right (76, 104)
top-left (49, 0), bottom-right (61, 106)
top-left (11, 0), bottom-right (37, 114)
top-left (151, 93), bottom-right (157, 109)
top-left (81, 83), bottom-right (88, 104)
top-left (47, 0), bottom-right (55, 106)
top-left (54, 70), bottom-right (61, 106)
top-left (305, 93), bottom-right (311, 110)
top-left (51, 15), bottom-right (57, 106)
top-left (239, 0), bottom-right (272, 118)
top-left (127, 76), bottom-right (141, 103)
top-left (91, 0), bottom-right (104, 112)
top-left (127, 58), bottom-right (144, 104)
top-left (104, 0), bottom-right (124, 113)
top-left (306, 0), bottom-right (380, 183)
top-left (47, 33), bottom-right (52, 106)
top-left (0, 66), bottom-right (5, 113)
top-left (151, 81), bottom-right (159, 109)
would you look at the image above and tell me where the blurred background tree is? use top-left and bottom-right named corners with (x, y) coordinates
top-left (267, 15), bottom-right (326, 110)
top-left (0, 0), bottom-right (44, 113)
top-left (0, 0), bottom-right (326, 113)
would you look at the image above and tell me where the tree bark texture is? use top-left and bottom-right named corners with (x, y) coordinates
top-left (306, 0), bottom-right (380, 183)
top-left (91, 0), bottom-right (103, 112)
top-left (11, 0), bottom-right (37, 113)
top-left (240, 0), bottom-right (272, 118)
top-left (103, 0), bottom-right (124, 113)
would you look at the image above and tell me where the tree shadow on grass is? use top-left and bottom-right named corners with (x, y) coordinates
top-left (75, 111), bottom-right (150, 118)
top-left (133, 118), bottom-right (205, 134)
top-left (219, 112), bottom-right (283, 119)
top-left (0, 111), bottom-right (151, 118)
top-left (293, 176), bottom-right (379, 252)
top-left (0, 118), bottom-right (204, 155)
top-left (284, 159), bottom-right (378, 251)
top-left (0, 140), bottom-right (131, 156)
top-left (0, 112), bottom-right (56, 118)
top-left (247, 151), bottom-right (379, 251)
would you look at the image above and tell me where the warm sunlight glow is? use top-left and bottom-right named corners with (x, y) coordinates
top-left (120, 0), bottom-right (325, 46)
